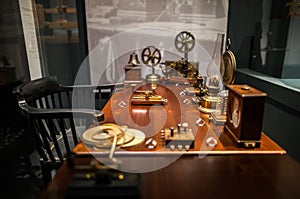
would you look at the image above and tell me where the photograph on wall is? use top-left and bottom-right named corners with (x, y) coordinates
top-left (83, 0), bottom-right (229, 84)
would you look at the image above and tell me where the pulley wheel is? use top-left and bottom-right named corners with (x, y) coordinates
top-left (174, 31), bottom-right (195, 53)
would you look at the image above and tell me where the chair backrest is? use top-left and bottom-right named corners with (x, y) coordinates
top-left (13, 77), bottom-right (123, 175)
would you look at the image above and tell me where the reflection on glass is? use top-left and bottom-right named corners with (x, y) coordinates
top-left (118, 100), bottom-right (126, 108)
top-left (206, 33), bottom-right (225, 94)
top-left (33, 0), bottom-right (81, 85)
top-left (183, 98), bottom-right (190, 105)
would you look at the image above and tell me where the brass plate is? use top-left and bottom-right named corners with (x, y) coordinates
top-left (221, 50), bottom-right (236, 85)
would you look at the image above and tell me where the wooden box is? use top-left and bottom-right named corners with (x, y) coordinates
top-left (124, 65), bottom-right (142, 83)
top-left (224, 84), bottom-right (267, 148)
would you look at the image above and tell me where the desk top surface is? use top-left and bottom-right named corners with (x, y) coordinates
top-left (39, 154), bottom-right (300, 199)
top-left (74, 83), bottom-right (285, 156)
top-left (40, 83), bottom-right (299, 199)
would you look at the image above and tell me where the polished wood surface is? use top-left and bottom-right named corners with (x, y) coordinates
top-left (39, 83), bottom-right (298, 199)
top-left (74, 83), bottom-right (285, 155)
top-left (39, 154), bottom-right (300, 199)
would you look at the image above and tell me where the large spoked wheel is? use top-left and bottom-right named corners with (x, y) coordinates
top-left (174, 31), bottom-right (195, 53)
top-left (141, 46), bottom-right (162, 66)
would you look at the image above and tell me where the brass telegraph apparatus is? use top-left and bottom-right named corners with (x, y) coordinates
top-left (131, 83), bottom-right (167, 105)
top-left (162, 58), bottom-right (198, 82)
top-left (174, 31), bottom-right (195, 60)
top-left (131, 89), bottom-right (167, 105)
top-left (124, 47), bottom-right (167, 105)
top-left (141, 46), bottom-right (162, 83)
top-left (160, 31), bottom-right (206, 96)
top-left (161, 31), bottom-right (198, 81)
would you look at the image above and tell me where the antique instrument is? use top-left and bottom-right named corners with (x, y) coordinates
top-left (224, 85), bottom-right (267, 148)
top-left (163, 123), bottom-right (195, 151)
top-left (199, 76), bottom-right (222, 113)
top-left (174, 31), bottom-right (195, 60)
top-left (220, 38), bottom-right (236, 86)
top-left (210, 89), bottom-right (228, 125)
top-left (141, 46), bottom-right (162, 83)
top-left (162, 31), bottom-right (199, 81)
top-left (131, 84), bottom-right (167, 105)
top-left (162, 58), bottom-right (199, 82)
top-left (124, 52), bottom-right (142, 83)
top-left (161, 31), bottom-right (205, 96)
top-left (199, 33), bottom-right (224, 113)
top-left (210, 38), bottom-right (236, 124)
top-left (81, 123), bottom-right (146, 157)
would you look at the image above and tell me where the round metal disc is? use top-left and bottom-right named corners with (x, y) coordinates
top-left (174, 31), bottom-right (195, 53)
top-left (141, 46), bottom-right (161, 67)
top-left (221, 50), bottom-right (236, 85)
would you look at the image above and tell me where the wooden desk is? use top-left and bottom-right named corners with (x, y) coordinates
top-left (74, 83), bottom-right (285, 155)
top-left (39, 83), bottom-right (298, 199)
top-left (39, 154), bottom-right (300, 199)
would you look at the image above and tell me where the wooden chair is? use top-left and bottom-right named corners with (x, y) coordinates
top-left (13, 76), bottom-right (124, 186)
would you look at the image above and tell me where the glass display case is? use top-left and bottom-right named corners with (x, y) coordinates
top-left (250, 0), bottom-right (300, 79)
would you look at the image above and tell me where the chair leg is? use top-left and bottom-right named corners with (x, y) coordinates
top-left (40, 162), bottom-right (52, 187)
